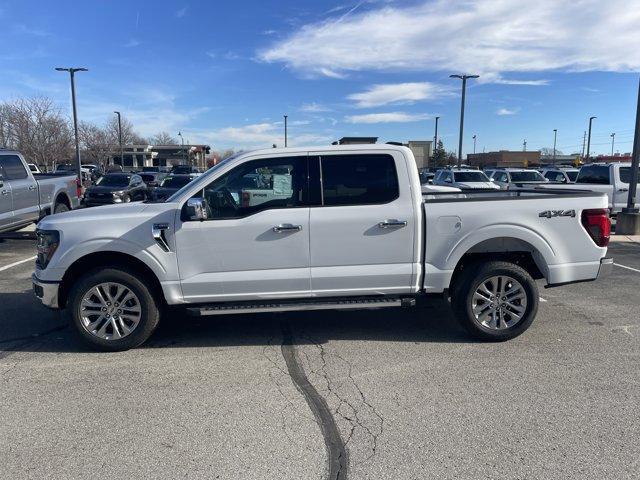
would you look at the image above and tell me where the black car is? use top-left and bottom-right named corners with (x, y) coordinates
top-left (139, 171), bottom-right (166, 189)
top-left (151, 174), bottom-right (196, 201)
top-left (84, 173), bottom-right (147, 206)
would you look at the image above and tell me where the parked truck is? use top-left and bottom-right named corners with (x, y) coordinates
top-left (32, 145), bottom-right (612, 351)
top-left (0, 150), bottom-right (79, 233)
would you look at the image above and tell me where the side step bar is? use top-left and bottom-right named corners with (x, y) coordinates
top-left (187, 297), bottom-right (414, 317)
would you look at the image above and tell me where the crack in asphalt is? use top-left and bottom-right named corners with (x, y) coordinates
top-left (280, 322), bottom-right (348, 480)
top-left (302, 335), bottom-right (384, 466)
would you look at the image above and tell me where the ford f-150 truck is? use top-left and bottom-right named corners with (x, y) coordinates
top-left (32, 145), bottom-right (612, 351)
top-left (1, 150), bottom-right (79, 233)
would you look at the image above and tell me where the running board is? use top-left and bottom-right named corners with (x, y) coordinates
top-left (187, 297), bottom-right (412, 317)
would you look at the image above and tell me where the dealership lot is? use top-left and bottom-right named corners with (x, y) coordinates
top-left (1, 236), bottom-right (639, 479)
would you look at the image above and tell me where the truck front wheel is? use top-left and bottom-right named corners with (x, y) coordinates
top-left (68, 268), bottom-right (160, 351)
top-left (451, 261), bottom-right (539, 341)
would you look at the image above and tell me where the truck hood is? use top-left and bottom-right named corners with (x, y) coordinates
top-left (37, 202), bottom-right (175, 230)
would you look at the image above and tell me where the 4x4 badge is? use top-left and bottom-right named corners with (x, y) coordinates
top-left (539, 209), bottom-right (576, 218)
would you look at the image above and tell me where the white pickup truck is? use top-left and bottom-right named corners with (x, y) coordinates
top-left (1, 150), bottom-right (79, 233)
top-left (32, 145), bottom-right (612, 350)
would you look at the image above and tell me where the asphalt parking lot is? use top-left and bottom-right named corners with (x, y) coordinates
top-left (1, 235), bottom-right (638, 480)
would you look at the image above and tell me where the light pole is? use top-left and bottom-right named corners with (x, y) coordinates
top-left (610, 133), bottom-right (616, 156)
top-left (523, 139), bottom-right (527, 152)
top-left (450, 74), bottom-right (479, 167)
top-left (472, 134), bottom-right (477, 154)
top-left (586, 116), bottom-right (596, 161)
top-left (178, 131), bottom-right (185, 165)
top-left (55, 67), bottom-right (87, 183)
top-left (113, 111), bottom-right (123, 167)
top-left (553, 129), bottom-right (558, 165)
top-left (617, 78), bottom-right (640, 234)
top-left (284, 115), bottom-right (288, 147)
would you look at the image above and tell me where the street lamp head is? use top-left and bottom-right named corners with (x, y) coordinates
top-left (55, 67), bottom-right (68, 72)
top-left (114, 111), bottom-right (120, 115)
top-left (75, 68), bottom-right (88, 72)
top-left (467, 75), bottom-right (480, 79)
top-left (450, 74), bottom-right (463, 79)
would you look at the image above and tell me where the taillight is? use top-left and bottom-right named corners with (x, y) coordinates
top-left (581, 209), bottom-right (610, 247)
top-left (76, 177), bottom-right (82, 198)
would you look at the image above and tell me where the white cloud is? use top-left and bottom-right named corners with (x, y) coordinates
top-left (300, 102), bottom-right (331, 112)
top-left (176, 7), bottom-right (187, 18)
top-left (259, 0), bottom-right (640, 79)
top-left (345, 112), bottom-right (431, 124)
top-left (123, 39), bottom-right (140, 48)
top-left (194, 122), bottom-right (332, 149)
top-left (496, 107), bottom-right (519, 115)
top-left (347, 82), bottom-right (452, 108)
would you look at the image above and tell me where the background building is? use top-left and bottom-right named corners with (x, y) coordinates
top-left (110, 143), bottom-right (210, 169)
top-left (467, 150), bottom-right (541, 168)
top-left (406, 140), bottom-right (433, 169)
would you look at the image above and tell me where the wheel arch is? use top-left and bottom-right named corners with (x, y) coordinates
top-left (58, 251), bottom-right (165, 309)
top-left (449, 237), bottom-right (547, 291)
top-left (54, 191), bottom-right (72, 210)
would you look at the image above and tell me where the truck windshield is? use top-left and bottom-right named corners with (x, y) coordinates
top-left (619, 167), bottom-right (640, 184)
top-left (566, 171), bottom-right (579, 181)
top-left (510, 171), bottom-right (545, 182)
top-left (96, 175), bottom-right (130, 187)
top-left (166, 153), bottom-right (240, 202)
top-left (454, 172), bottom-right (488, 182)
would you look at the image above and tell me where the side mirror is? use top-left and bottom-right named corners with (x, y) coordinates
top-left (185, 197), bottom-right (208, 221)
top-left (444, 177), bottom-right (452, 183)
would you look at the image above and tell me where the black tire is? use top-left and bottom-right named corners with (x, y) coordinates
top-left (68, 267), bottom-right (160, 351)
top-left (53, 202), bottom-right (69, 214)
top-left (451, 260), bottom-right (539, 341)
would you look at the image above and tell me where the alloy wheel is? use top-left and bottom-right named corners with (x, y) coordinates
top-left (79, 282), bottom-right (142, 340)
top-left (471, 275), bottom-right (528, 330)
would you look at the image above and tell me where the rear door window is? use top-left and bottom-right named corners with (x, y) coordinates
top-left (320, 154), bottom-right (399, 206)
top-left (0, 155), bottom-right (28, 180)
top-left (619, 167), bottom-right (640, 184)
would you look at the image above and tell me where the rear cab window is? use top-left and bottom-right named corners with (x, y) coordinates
top-left (576, 165), bottom-right (610, 184)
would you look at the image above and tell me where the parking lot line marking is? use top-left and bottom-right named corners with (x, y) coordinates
top-left (614, 263), bottom-right (640, 274)
top-left (0, 255), bottom-right (37, 272)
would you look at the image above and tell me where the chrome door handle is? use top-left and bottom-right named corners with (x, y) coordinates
top-left (273, 223), bottom-right (302, 233)
top-left (28, 185), bottom-right (37, 191)
top-left (378, 219), bottom-right (407, 229)
top-left (618, 188), bottom-right (629, 192)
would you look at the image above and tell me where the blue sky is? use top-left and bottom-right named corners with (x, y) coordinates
top-left (1, 0), bottom-right (639, 156)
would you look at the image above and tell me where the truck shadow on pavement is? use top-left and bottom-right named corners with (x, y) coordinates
top-left (0, 289), bottom-right (472, 354)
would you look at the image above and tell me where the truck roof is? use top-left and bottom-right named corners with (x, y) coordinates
top-left (242, 143), bottom-right (411, 157)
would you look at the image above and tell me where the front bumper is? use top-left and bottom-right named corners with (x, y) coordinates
top-left (32, 274), bottom-right (60, 309)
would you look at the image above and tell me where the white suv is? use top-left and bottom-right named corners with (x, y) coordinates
top-left (433, 168), bottom-right (499, 190)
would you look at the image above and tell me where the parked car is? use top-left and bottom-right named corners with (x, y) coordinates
top-left (27, 163), bottom-right (41, 174)
top-left (540, 167), bottom-right (580, 184)
top-left (418, 168), bottom-right (435, 185)
top-left (142, 166), bottom-right (160, 173)
top-left (434, 168), bottom-right (500, 190)
top-left (81, 164), bottom-right (104, 181)
top-left (139, 172), bottom-right (165, 189)
top-left (170, 165), bottom-right (200, 175)
top-left (151, 174), bottom-right (196, 201)
top-left (485, 168), bottom-right (548, 190)
top-left (83, 173), bottom-right (147, 206)
top-left (105, 164), bottom-right (124, 173)
top-left (0, 150), bottom-right (79, 233)
top-left (32, 144), bottom-right (611, 351)
top-left (536, 162), bottom-right (639, 214)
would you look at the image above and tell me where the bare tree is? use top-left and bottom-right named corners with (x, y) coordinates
top-left (78, 121), bottom-right (112, 167)
top-left (105, 115), bottom-right (147, 146)
top-left (540, 147), bottom-right (563, 156)
top-left (150, 131), bottom-right (177, 145)
top-left (2, 97), bottom-right (73, 170)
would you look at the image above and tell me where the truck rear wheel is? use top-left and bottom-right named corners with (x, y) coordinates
top-left (451, 261), bottom-right (539, 341)
top-left (68, 268), bottom-right (160, 351)
top-left (53, 202), bottom-right (69, 214)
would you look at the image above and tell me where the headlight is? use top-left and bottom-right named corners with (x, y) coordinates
top-left (36, 230), bottom-right (60, 270)
top-left (112, 191), bottom-right (124, 198)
